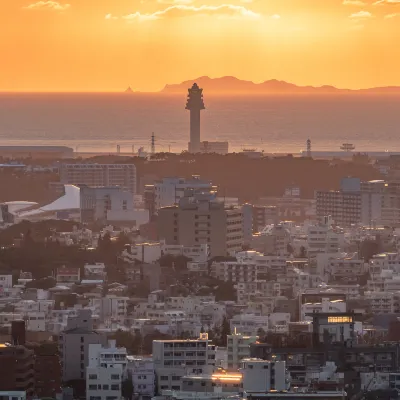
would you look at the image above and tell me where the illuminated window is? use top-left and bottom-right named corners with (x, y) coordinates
top-left (327, 316), bottom-right (353, 323)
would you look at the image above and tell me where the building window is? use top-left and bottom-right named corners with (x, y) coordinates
top-left (89, 385), bottom-right (97, 390)
top-left (111, 384), bottom-right (120, 391)
top-left (111, 374), bottom-right (120, 380)
top-left (103, 385), bottom-right (109, 390)
top-left (89, 374), bottom-right (98, 380)
top-left (160, 376), bottom-right (168, 381)
top-left (81, 336), bottom-right (85, 343)
top-left (328, 316), bottom-right (353, 323)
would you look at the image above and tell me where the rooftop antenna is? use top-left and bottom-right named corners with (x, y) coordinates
top-left (151, 132), bottom-right (156, 155)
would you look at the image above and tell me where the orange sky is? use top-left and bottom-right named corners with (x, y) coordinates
top-left (1, 0), bottom-right (400, 91)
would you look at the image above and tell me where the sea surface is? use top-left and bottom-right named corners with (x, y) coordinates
top-left (0, 93), bottom-right (399, 154)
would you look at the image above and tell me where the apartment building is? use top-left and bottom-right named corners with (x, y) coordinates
top-left (59, 310), bottom-right (106, 381)
top-left (252, 205), bottom-right (279, 233)
top-left (145, 176), bottom-right (216, 211)
top-left (90, 296), bottom-right (129, 324)
top-left (56, 266), bottom-right (81, 284)
top-left (158, 193), bottom-right (243, 258)
top-left (80, 186), bottom-right (136, 223)
top-left (0, 275), bottom-right (12, 291)
top-left (152, 335), bottom-right (216, 391)
top-left (307, 222), bottom-right (344, 260)
top-left (227, 332), bottom-right (258, 370)
top-left (230, 314), bottom-right (269, 336)
top-left (327, 257), bottom-right (367, 284)
top-left (251, 224), bottom-right (292, 256)
top-left (0, 344), bottom-right (35, 396)
top-left (126, 356), bottom-right (155, 399)
top-left (86, 340), bottom-right (127, 400)
top-left (241, 359), bottom-right (288, 393)
top-left (364, 291), bottom-right (394, 314)
top-left (60, 163), bottom-right (136, 194)
top-left (316, 190), bottom-right (361, 226)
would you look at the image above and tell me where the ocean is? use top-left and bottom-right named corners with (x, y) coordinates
top-left (0, 93), bottom-right (398, 154)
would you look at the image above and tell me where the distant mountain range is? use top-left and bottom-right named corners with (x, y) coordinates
top-left (161, 76), bottom-right (400, 94)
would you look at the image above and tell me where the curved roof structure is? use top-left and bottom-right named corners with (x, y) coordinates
top-left (18, 185), bottom-right (80, 218)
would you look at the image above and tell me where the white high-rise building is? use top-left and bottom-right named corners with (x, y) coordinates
top-left (86, 340), bottom-right (127, 400)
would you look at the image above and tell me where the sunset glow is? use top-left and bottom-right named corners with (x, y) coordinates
top-left (2, 0), bottom-right (400, 91)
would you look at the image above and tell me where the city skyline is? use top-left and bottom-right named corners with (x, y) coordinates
top-left (2, 0), bottom-right (400, 92)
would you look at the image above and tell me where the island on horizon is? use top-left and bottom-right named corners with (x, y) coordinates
top-left (160, 76), bottom-right (400, 95)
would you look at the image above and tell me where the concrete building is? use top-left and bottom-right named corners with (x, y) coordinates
top-left (145, 176), bottom-right (216, 212)
top-left (360, 180), bottom-right (385, 226)
top-left (0, 343), bottom-right (34, 396)
top-left (307, 223), bottom-right (344, 259)
top-left (126, 356), bottom-right (155, 399)
top-left (80, 186), bottom-right (138, 223)
top-left (56, 266), bottom-right (81, 284)
top-left (158, 193), bottom-right (243, 258)
top-left (0, 275), bottom-right (12, 291)
top-left (230, 314), bottom-right (269, 336)
top-left (86, 340), bottom-right (127, 400)
top-left (152, 335), bottom-right (216, 391)
top-left (60, 163), bottom-right (136, 194)
top-left (252, 224), bottom-right (292, 256)
top-left (90, 295), bottom-right (129, 324)
top-left (186, 83), bottom-right (205, 154)
top-left (227, 332), bottom-right (258, 370)
top-left (0, 392), bottom-right (26, 400)
top-left (59, 309), bottom-right (105, 381)
top-left (200, 141), bottom-right (229, 155)
top-left (241, 359), bottom-right (288, 393)
top-left (316, 190), bottom-right (361, 226)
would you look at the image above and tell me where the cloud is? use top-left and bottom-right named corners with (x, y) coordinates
top-left (119, 4), bottom-right (261, 21)
top-left (349, 10), bottom-right (373, 18)
top-left (343, 0), bottom-right (366, 5)
top-left (23, 1), bottom-right (70, 10)
top-left (384, 12), bottom-right (399, 17)
top-left (373, 0), bottom-right (400, 4)
top-left (157, 0), bottom-right (193, 4)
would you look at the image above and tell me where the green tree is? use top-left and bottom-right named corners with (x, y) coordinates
top-left (121, 370), bottom-right (134, 400)
top-left (220, 316), bottom-right (231, 346)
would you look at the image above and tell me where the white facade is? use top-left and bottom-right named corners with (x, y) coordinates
top-left (127, 356), bottom-right (155, 398)
top-left (162, 243), bottom-right (210, 263)
top-left (84, 263), bottom-right (107, 279)
top-left (86, 340), bottom-right (127, 400)
top-left (152, 336), bottom-right (216, 392)
top-left (227, 333), bottom-right (258, 370)
top-left (364, 291), bottom-right (394, 314)
top-left (307, 224), bottom-right (344, 259)
top-left (25, 311), bottom-right (46, 331)
top-left (230, 314), bottom-right (269, 336)
top-left (241, 359), bottom-right (288, 393)
top-left (90, 296), bottom-right (129, 323)
top-left (0, 275), bottom-right (12, 291)
top-left (154, 176), bottom-right (215, 209)
top-left (301, 298), bottom-right (346, 321)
